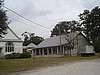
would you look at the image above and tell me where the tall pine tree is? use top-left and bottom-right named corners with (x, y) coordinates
top-left (0, 0), bottom-right (9, 38)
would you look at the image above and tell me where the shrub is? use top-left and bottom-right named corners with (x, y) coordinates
top-left (19, 52), bottom-right (31, 58)
top-left (5, 54), bottom-right (13, 59)
top-left (5, 53), bottom-right (20, 59)
top-left (12, 53), bottom-right (20, 59)
top-left (4, 52), bottom-right (31, 59)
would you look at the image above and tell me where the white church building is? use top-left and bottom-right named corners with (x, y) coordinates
top-left (0, 26), bottom-right (23, 57)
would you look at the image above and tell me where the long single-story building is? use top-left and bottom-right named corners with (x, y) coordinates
top-left (32, 32), bottom-right (93, 57)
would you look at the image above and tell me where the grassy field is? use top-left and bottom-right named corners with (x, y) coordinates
top-left (0, 56), bottom-right (99, 75)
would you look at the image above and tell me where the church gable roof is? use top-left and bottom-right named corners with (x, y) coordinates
top-left (0, 26), bottom-right (23, 42)
top-left (7, 26), bottom-right (20, 39)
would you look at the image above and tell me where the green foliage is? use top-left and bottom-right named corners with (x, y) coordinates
top-left (4, 53), bottom-right (20, 59)
top-left (19, 52), bottom-right (31, 58)
top-left (22, 32), bottom-right (44, 46)
top-left (50, 20), bottom-right (81, 37)
top-left (4, 52), bottom-right (31, 59)
top-left (23, 40), bottom-right (31, 46)
top-left (12, 53), bottom-right (20, 58)
top-left (4, 54), bottom-right (13, 59)
top-left (0, 0), bottom-right (9, 38)
top-left (32, 36), bottom-right (44, 45)
top-left (79, 6), bottom-right (100, 52)
top-left (93, 38), bottom-right (100, 52)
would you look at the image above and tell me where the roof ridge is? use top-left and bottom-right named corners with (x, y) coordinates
top-left (7, 26), bottom-right (21, 40)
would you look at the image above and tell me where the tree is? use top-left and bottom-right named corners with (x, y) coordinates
top-left (79, 10), bottom-right (91, 40)
top-left (0, 0), bottom-right (9, 38)
top-left (79, 6), bottom-right (100, 52)
top-left (22, 32), bottom-right (44, 46)
top-left (50, 20), bottom-right (81, 37)
top-left (22, 31), bottom-right (30, 46)
top-left (31, 36), bottom-right (44, 45)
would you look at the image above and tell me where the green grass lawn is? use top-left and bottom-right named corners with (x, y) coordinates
top-left (0, 56), bottom-right (99, 75)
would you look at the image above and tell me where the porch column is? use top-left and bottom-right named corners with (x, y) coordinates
top-left (34, 49), bottom-right (36, 55)
top-left (51, 48), bottom-right (53, 55)
top-left (42, 49), bottom-right (44, 55)
top-left (47, 48), bottom-right (49, 55)
top-left (63, 46), bottom-right (65, 55)
top-left (57, 47), bottom-right (59, 55)
top-left (33, 49), bottom-right (36, 56)
top-left (31, 50), bottom-right (34, 57)
top-left (39, 49), bottom-right (41, 55)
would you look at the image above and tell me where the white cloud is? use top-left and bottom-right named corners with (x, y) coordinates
top-left (4, 0), bottom-right (100, 38)
top-left (81, 0), bottom-right (100, 9)
top-left (19, 1), bottom-right (52, 18)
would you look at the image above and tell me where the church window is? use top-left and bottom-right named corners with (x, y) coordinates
top-left (5, 42), bottom-right (14, 52)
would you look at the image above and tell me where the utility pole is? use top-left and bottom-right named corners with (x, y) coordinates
top-left (69, 31), bottom-right (71, 56)
top-left (77, 33), bottom-right (79, 55)
top-left (59, 22), bottom-right (62, 57)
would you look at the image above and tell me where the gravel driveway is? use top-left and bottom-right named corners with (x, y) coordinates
top-left (16, 58), bottom-right (100, 75)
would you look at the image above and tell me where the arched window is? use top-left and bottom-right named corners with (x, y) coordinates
top-left (5, 42), bottom-right (14, 52)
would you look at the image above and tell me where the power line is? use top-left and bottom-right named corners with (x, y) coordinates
top-left (3, 5), bottom-right (52, 29)
top-left (9, 16), bottom-right (49, 32)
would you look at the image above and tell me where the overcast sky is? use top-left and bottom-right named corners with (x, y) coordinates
top-left (4, 0), bottom-right (100, 39)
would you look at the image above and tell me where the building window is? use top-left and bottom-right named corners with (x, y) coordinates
top-left (5, 42), bottom-right (14, 52)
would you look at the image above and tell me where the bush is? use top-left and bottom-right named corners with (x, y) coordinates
top-left (5, 54), bottom-right (13, 59)
top-left (12, 53), bottom-right (20, 59)
top-left (19, 52), bottom-right (31, 58)
top-left (4, 52), bottom-right (31, 59)
top-left (5, 53), bottom-right (20, 59)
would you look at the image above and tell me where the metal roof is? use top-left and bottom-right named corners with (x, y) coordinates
top-left (36, 31), bottom-right (80, 48)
